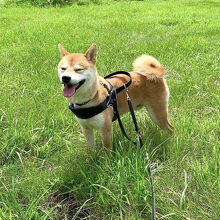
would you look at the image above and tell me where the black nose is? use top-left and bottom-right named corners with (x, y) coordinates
top-left (62, 76), bottom-right (71, 83)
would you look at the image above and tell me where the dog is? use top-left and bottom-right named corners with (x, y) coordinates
top-left (57, 43), bottom-right (173, 150)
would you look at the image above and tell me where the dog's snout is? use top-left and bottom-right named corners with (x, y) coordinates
top-left (62, 76), bottom-right (71, 83)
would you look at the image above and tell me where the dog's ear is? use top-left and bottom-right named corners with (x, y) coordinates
top-left (58, 43), bottom-right (70, 58)
top-left (84, 44), bottom-right (97, 64)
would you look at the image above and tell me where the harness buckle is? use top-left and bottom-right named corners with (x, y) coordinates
top-left (106, 96), bottom-right (112, 107)
top-left (106, 88), bottom-right (116, 107)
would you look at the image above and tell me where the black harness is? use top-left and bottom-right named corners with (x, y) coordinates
top-left (69, 71), bottom-right (142, 147)
top-left (68, 71), bottom-right (156, 220)
top-left (68, 71), bottom-right (130, 119)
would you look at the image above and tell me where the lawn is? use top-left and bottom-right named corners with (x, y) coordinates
top-left (0, 0), bottom-right (219, 219)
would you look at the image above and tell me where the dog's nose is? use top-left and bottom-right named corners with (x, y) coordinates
top-left (62, 76), bottom-right (71, 83)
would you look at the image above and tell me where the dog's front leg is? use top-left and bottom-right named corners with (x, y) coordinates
top-left (81, 126), bottom-right (95, 151)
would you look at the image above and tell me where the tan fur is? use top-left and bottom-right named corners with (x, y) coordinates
top-left (58, 44), bottom-right (173, 151)
top-left (132, 55), bottom-right (165, 80)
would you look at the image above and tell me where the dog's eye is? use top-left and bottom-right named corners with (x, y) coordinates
top-left (75, 68), bottom-right (84, 72)
top-left (61, 67), bottom-right (66, 71)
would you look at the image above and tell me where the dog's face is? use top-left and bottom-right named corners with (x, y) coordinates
top-left (57, 44), bottom-right (97, 100)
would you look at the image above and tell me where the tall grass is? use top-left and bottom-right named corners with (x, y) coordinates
top-left (2, 0), bottom-right (71, 6)
top-left (0, 0), bottom-right (219, 219)
top-left (1, 0), bottom-right (143, 7)
top-left (1, 0), bottom-right (147, 7)
top-left (2, 0), bottom-right (103, 7)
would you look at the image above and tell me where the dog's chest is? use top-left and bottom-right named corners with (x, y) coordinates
top-left (76, 113), bottom-right (105, 130)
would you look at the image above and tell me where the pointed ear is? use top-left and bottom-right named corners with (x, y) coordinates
top-left (58, 43), bottom-right (70, 58)
top-left (84, 44), bottom-right (97, 64)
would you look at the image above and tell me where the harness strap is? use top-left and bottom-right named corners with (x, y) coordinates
top-left (69, 81), bottom-right (114, 119)
top-left (74, 98), bottom-right (92, 106)
top-left (69, 96), bottom-right (110, 119)
top-left (104, 71), bottom-right (132, 94)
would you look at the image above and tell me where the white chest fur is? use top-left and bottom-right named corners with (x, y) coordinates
top-left (76, 112), bottom-right (105, 130)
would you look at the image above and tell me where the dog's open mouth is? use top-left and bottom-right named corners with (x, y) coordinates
top-left (62, 80), bottom-right (85, 97)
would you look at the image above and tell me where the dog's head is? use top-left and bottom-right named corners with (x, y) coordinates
top-left (57, 44), bottom-right (97, 99)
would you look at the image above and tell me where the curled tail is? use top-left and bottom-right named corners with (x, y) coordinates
top-left (132, 55), bottom-right (165, 80)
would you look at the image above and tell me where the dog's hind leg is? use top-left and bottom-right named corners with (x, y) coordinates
top-left (145, 101), bottom-right (173, 133)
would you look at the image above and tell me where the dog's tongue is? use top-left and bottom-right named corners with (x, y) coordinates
top-left (62, 85), bottom-right (77, 97)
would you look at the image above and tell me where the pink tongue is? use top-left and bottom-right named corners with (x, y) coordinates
top-left (62, 85), bottom-right (77, 97)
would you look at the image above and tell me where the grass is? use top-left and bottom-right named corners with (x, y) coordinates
top-left (0, 0), bottom-right (219, 219)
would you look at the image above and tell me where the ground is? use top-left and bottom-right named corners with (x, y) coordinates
top-left (0, 0), bottom-right (219, 219)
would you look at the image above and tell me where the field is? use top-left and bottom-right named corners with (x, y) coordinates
top-left (0, 0), bottom-right (219, 219)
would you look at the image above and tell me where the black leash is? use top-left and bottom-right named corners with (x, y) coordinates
top-left (146, 154), bottom-right (156, 220)
top-left (105, 72), bottom-right (156, 220)
top-left (105, 71), bottom-right (143, 148)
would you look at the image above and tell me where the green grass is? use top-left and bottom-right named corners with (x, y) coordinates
top-left (2, 0), bottom-right (103, 7)
top-left (0, 0), bottom-right (219, 219)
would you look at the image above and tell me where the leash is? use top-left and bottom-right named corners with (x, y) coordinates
top-left (104, 71), bottom-right (143, 148)
top-left (146, 154), bottom-right (156, 220)
top-left (105, 72), bottom-right (155, 220)
top-left (69, 70), bottom-right (156, 219)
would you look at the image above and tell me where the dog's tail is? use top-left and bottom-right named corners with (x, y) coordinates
top-left (132, 55), bottom-right (165, 80)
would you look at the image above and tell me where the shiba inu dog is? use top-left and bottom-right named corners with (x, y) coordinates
top-left (57, 43), bottom-right (173, 151)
